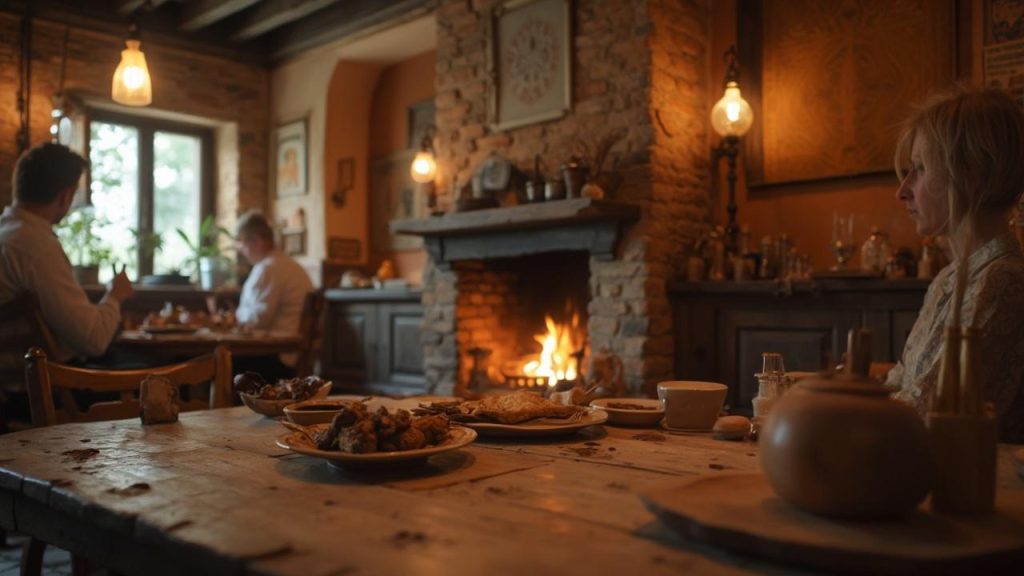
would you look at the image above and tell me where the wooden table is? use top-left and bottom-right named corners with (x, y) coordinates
top-left (1, 405), bottom-right (1021, 576)
top-left (114, 329), bottom-right (302, 358)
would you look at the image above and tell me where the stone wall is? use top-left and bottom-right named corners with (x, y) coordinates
top-left (0, 14), bottom-right (269, 217)
top-left (424, 0), bottom-right (711, 396)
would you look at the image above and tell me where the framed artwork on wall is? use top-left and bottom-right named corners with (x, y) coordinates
top-left (983, 0), bottom-right (1024, 105)
top-left (487, 0), bottom-right (572, 131)
top-left (407, 99), bottom-right (436, 148)
top-left (275, 118), bottom-right (307, 198)
top-left (737, 0), bottom-right (956, 188)
top-left (370, 149), bottom-right (424, 252)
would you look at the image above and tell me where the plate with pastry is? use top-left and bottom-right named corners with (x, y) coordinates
top-left (276, 400), bottom-right (476, 467)
top-left (414, 390), bottom-right (608, 438)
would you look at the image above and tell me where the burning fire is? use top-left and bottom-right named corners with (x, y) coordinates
top-left (522, 313), bottom-right (582, 387)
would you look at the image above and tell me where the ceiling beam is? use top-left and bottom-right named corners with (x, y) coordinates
top-left (117, 0), bottom-right (172, 16)
top-left (179, 0), bottom-right (262, 31)
top-left (232, 0), bottom-right (340, 40)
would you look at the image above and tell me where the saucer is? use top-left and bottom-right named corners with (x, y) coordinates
top-left (659, 419), bottom-right (712, 434)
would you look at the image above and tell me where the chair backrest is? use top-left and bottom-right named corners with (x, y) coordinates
top-left (294, 290), bottom-right (325, 377)
top-left (0, 294), bottom-right (58, 388)
top-left (24, 345), bottom-right (232, 427)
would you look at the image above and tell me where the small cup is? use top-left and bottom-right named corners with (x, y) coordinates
top-left (525, 181), bottom-right (544, 203)
top-left (657, 381), bottom-right (727, 430)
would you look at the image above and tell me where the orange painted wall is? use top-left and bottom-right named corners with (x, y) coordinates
top-left (368, 50), bottom-right (436, 285)
top-left (708, 1), bottom-right (983, 270)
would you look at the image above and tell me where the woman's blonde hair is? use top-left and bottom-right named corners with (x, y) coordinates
top-left (895, 86), bottom-right (1024, 327)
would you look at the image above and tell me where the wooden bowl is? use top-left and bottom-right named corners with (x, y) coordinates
top-left (283, 398), bottom-right (353, 426)
top-left (240, 382), bottom-right (332, 417)
top-left (589, 398), bottom-right (663, 427)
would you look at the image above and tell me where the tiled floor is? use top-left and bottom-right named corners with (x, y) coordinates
top-left (0, 534), bottom-right (74, 576)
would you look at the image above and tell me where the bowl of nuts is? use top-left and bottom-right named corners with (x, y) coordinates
top-left (234, 372), bottom-right (332, 417)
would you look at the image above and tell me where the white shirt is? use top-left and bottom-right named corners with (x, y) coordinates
top-left (236, 250), bottom-right (312, 366)
top-left (0, 205), bottom-right (122, 362)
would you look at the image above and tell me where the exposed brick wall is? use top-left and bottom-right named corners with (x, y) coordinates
top-left (424, 0), bottom-right (711, 396)
top-left (0, 14), bottom-right (269, 217)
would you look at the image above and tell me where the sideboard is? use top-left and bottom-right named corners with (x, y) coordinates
top-left (669, 278), bottom-right (929, 414)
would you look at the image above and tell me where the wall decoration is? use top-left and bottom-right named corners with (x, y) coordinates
top-left (328, 237), bottom-right (362, 262)
top-left (488, 0), bottom-right (571, 131)
top-left (738, 0), bottom-right (955, 187)
top-left (370, 149), bottom-right (424, 252)
top-left (331, 157), bottom-right (355, 207)
top-left (275, 118), bottom-right (307, 198)
top-left (984, 0), bottom-right (1024, 105)
top-left (407, 99), bottom-right (436, 148)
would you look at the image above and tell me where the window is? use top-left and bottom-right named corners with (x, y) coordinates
top-left (86, 110), bottom-right (213, 282)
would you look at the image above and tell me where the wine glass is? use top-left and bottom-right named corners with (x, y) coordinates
top-left (831, 213), bottom-right (857, 270)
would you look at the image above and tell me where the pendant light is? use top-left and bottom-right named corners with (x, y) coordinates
top-left (111, 23), bottom-right (152, 107)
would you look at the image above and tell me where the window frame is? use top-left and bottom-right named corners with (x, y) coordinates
top-left (84, 109), bottom-right (216, 276)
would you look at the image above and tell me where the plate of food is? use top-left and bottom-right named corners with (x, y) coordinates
top-left (140, 324), bottom-right (201, 335)
top-left (415, 390), bottom-right (608, 438)
top-left (589, 398), bottom-right (663, 427)
top-left (236, 373), bottom-right (332, 417)
top-left (276, 401), bottom-right (476, 466)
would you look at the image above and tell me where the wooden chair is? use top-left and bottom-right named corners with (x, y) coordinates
top-left (24, 345), bottom-right (232, 428)
top-left (19, 345), bottom-right (232, 576)
top-left (294, 290), bottom-right (325, 377)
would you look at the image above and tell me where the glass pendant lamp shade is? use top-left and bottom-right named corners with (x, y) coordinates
top-left (410, 149), bottom-right (437, 183)
top-left (710, 81), bottom-right (753, 137)
top-left (112, 39), bottom-right (152, 106)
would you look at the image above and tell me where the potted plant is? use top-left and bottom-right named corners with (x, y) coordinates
top-left (176, 215), bottom-right (234, 290)
top-left (130, 229), bottom-right (190, 286)
top-left (55, 209), bottom-right (113, 285)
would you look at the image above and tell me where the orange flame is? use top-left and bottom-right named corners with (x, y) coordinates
top-left (522, 313), bottom-right (581, 386)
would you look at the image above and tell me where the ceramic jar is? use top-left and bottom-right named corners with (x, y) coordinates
top-left (760, 373), bottom-right (933, 519)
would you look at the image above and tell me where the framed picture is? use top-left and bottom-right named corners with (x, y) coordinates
top-left (487, 0), bottom-right (572, 131)
top-left (370, 150), bottom-right (424, 252)
top-left (275, 119), bottom-right (307, 197)
top-left (983, 0), bottom-right (1024, 106)
top-left (407, 99), bottom-right (436, 148)
top-left (737, 0), bottom-right (955, 187)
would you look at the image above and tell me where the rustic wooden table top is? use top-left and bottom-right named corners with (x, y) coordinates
top-left (1, 403), bottom-right (1021, 576)
top-left (115, 329), bottom-right (302, 357)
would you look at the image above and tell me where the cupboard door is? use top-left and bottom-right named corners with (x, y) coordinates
top-left (323, 303), bottom-right (376, 387)
top-left (377, 303), bottom-right (425, 390)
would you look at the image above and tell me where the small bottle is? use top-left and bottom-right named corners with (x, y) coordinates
top-left (861, 227), bottom-right (882, 273)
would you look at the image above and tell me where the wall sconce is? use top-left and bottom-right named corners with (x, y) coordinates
top-left (711, 45), bottom-right (753, 254)
top-left (111, 23), bottom-right (152, 107)
top-left (410, 128), bottom-right (438, 213)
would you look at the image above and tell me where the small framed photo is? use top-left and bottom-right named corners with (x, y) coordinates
top-left (488, 0), bottom-right (572, 131)
top-left (275, 119), bottom-right (307, 198)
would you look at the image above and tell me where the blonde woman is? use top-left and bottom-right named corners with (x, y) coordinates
top-left (886, 87), bottom-right (1024, 443)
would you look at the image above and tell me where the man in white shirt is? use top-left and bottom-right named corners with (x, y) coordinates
top-left (234, 211), bottom-right (312, 379)
top-left (0, 143), bottom-right (134, 362)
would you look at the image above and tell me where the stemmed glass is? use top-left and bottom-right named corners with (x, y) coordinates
top-left (831, 213), bottom-right (857, 270)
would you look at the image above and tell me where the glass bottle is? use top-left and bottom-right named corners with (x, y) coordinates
top-left (861, 227), bottom-right (882, 273)
top-left (959, 326), bottom-right (983, 416)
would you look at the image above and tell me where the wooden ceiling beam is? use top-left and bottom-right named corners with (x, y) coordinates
top-left (232, 0), bottom-right (340, 40)
top-left (179, 0), bottom-right (262, 31)
top-left (117, 0), bottom-right (172, 16)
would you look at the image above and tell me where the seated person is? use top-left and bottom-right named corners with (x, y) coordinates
top-left (0, 143), bottom-right (134, 362)
top-left (885, 87), bottom-right (1024, 442)
top-left (233, 211), bottom-right (313, 380)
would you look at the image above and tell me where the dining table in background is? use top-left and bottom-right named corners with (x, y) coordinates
top-left (1, 401), bottom-right (1023, 576)
top-left (114, 329), bottom-right (303, 360)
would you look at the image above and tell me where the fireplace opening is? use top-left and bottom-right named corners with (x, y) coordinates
top-left (455, 251), bottom-right (591, 392)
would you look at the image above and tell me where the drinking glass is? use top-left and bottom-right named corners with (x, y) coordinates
top-left (831, 213), bottom-right (858, 270)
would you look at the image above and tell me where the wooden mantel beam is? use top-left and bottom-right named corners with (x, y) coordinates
top-left (232, 0), bottom-right (340, 40)
top-left (179, 0), bottom-right (262, 31)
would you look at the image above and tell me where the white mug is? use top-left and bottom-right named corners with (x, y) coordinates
top-left (657, 381), bottom-right (727, 430)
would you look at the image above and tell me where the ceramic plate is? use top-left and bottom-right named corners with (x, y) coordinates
top-left (463, 407), bottom-right (608, 438)
top-left (589, 398), bottom-right (664, 427)
top-left (276, 425), bottom-right (477, 465)
top-left (140, 325), bottom-right (200, 335)
top-left (240, 382), bottom-right (332, 417)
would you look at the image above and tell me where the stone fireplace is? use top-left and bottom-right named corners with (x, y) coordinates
top-left (411, 0), bottom-right (712, 396)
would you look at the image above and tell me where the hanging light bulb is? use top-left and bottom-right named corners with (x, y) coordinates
top-left (410, 132), bottom-right (437, 183)
top-left (112, 23), bottom-right (152, 107)
top-left (710, 46), bottom-right (753, 138)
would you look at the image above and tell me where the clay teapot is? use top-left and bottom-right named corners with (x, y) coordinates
top-left (759, 330), bottom-right (933, 519)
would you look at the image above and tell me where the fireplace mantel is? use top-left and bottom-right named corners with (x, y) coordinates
top-left (390, 198), bottom-right (640, 267)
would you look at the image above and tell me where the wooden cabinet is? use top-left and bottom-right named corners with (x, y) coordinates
top-left (322, 290), bottom-right (424, 394)
top-left (671, 279), bottom-right (928, 414)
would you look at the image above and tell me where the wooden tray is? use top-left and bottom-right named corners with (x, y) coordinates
top-left (641, 473), bottom-right (1024, 576)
